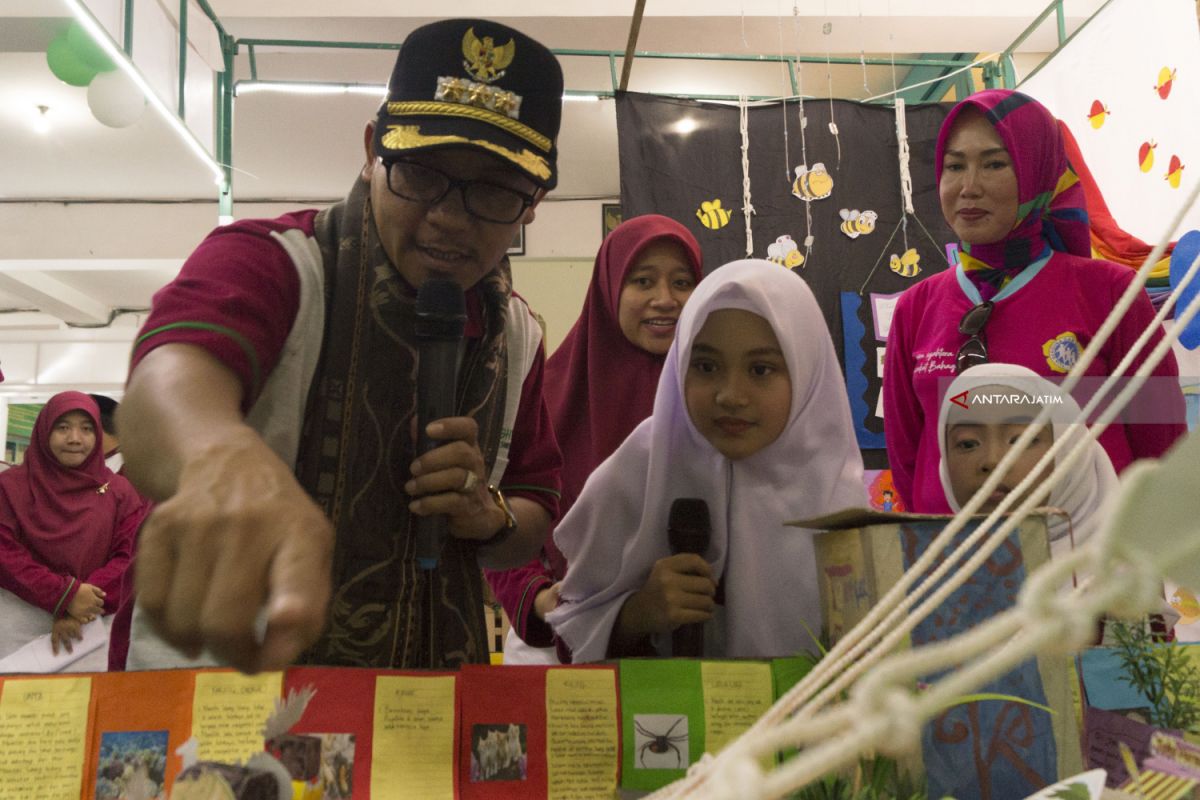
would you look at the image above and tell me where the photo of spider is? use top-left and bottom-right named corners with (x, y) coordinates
top-left (633, 714), bottom-right (690, 769)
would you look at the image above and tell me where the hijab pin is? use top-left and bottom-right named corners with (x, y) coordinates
top-left (97, 482), bottom-right (109, 495)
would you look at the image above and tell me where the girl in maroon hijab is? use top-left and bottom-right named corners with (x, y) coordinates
top-left (0, 392), bottom-right (146, 669)
top-left (485, 214), bottom-right (703, 661)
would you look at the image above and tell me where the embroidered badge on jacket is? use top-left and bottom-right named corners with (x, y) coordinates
top-left (1042, 331), bottom-right (1081, 373)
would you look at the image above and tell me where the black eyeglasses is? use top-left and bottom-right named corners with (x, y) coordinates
top-left (383, 159), bottom-right (536, 224)
top-left (955, 300), bottom-right (994, 374)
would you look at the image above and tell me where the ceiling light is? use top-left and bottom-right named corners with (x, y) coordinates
top-left (32, 105), bottom-right (51, 135)
top-left (236, 80), bottom-right (387, 97)
top-left (238, 81), bottom-right (600, 105)
top-left (673, 117), bottom-right (699, 135)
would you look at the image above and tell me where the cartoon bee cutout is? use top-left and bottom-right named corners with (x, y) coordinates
top-left (792, 163), bottom-right (833, 201)
top-left (838, 209), bottom-right (878, 239)
top-left (889, 247), bottom-right (921, 278)
top-left (766, 235), bottom-right (805, 268)
top-left (695, 199), bottom-right (733, 230)
top-left (462, 28), bottom-right (516, 84)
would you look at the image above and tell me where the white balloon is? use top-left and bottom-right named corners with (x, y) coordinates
top-left (87, 70), bottom-right (146, 128)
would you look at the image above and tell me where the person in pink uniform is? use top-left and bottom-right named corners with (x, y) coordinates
top-left (883, 89), bottom-right (1185, 513)
top-left (485, 214), bottom-right (703, 661)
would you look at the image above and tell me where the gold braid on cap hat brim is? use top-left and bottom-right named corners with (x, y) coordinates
top-left (380, 125), bottom-right (551, 182)
top-left (386, 101), bottom-right (551, 153)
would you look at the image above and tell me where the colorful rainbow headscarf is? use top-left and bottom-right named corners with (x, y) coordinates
top-left (936, 89), bottom-right (1090, 293)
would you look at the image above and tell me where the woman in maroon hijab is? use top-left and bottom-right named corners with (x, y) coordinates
top-left (486, 214), bottom-right (703, 661)
top-left (0, 392), bottom-right (146, 670)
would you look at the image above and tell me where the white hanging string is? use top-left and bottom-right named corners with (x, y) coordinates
top-left (792, 6), bottom-right (815, 261)
top-left (739, 94), bottom-right (755, 256)
top-left (778, 2), bottom-right (792, 191)
top-left (825, 50), bottom-right (841, 167)
top-left (858, 0), bottom-right (870, 96)
top-left (821, 0), bottom-right (841, 166)
top-left (883, 1), bottom-right (910, 254)
top-left (894, 99), bottom-right (914, 215)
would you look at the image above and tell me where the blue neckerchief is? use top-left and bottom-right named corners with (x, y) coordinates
top-left (955, 250), bottom-right (1052, 305)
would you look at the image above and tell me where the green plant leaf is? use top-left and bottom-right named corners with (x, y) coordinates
top-left (934, 692), bottom-right (1055, 716)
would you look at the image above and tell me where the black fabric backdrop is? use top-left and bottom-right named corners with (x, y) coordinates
top-left (616, 92), bottom-right (956, 468)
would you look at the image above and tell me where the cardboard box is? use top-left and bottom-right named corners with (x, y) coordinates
top-left (795, 508), bottom-right (1083, 800)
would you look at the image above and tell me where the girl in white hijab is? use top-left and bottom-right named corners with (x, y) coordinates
top-left (547, 260), bottom-right (866, 662)
top-left (937, 363), bottom-right (1119, 557)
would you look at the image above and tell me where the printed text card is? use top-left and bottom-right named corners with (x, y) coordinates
top-left (372, 674), bottom-right (456, 799)
top-left (0, 676), bottom-right (92, 800)
top-left (546, 667), bottom-right (619, 799)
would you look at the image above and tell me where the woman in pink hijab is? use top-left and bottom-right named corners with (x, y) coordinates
top-left (0, 392), bottom-right (147, 670)
top-left (883, 89), bottom-right (1185, 513)
top-left (486, 215), bottom-right (703, 662)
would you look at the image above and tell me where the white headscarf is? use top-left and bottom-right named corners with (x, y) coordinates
top-left (548, 260), bottom-right (866, 661)
top-left (936, 363), bottom-right (1118, 555)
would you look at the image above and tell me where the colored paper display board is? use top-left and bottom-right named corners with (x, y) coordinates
top-left (0, 657), bottom-right (816, 799)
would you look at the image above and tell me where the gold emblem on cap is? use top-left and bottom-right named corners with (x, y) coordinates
top-left (381, 125), bottom-right (551, 181)
top-left (462, 27), bottom-right (515, 84)
top-left (435, 76), bottom-right (523, 121)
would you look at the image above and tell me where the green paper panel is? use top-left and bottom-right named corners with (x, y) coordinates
top-left (771, 654), bottom-right (818, 701)
top-left (771, 654), bottom-right (819, 763)
top-left (619, 659), bottom-right (704, 792)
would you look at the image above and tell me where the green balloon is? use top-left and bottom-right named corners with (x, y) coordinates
top-left (66, 21), bottom-right (116, 73)
top-left (46, 35), bottom-right (99, 87)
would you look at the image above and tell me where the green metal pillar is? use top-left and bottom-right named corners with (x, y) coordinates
top-left (217, 34), bottom-right (235, 219)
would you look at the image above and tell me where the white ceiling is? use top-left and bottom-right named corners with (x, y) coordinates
top-left (3, 1), bottom-right (1105, 203)
top-left (0, 0), bottom-right (1105, 338)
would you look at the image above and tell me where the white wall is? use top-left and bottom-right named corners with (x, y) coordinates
top-left (511, 259), bottom-right (593, 357)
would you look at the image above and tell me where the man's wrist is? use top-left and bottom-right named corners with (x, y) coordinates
top-left (478, 485), bottom-right (518, 548)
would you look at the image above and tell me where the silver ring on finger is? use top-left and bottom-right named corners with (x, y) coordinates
top-left (461, 469), bottom-right (480, 493)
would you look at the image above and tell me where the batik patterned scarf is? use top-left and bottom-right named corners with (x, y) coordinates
top-left (936, 89), bottom-right (1091, 300)
top-left (296, 177), bottom-right (510, 669)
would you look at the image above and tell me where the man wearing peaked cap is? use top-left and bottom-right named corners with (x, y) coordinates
top-left (119, 19), bottom-right (565, 672)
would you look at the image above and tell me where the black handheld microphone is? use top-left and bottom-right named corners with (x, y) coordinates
top-left (668, 498), bottom-right (712, 658)
top-left (414, 277), bottom-right (467, 571)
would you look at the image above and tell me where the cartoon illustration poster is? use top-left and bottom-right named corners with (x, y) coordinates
top-left (864, 469), bottom-right (905, 513)
top-left (1020, 0), bottom-right (1200, 243)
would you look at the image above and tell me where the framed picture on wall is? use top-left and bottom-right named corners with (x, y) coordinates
top-left (601, 203), bottom-right (623, 239)
top-left (507, 225), bottom-right (525, 256)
